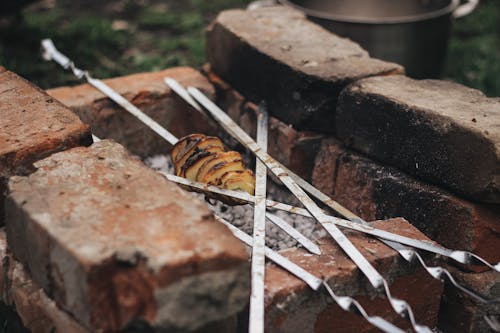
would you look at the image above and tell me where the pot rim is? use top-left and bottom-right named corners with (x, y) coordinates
top-left (278, 0), bottom-right (460, 24)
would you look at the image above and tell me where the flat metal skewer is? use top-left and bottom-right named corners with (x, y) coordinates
top-left (42, 40), bottom-right (496, 331)
top-left (187, 87), bottom-right (384, 286)
top-left (41, 39), bottom-right (321, 255)
top-left (88, 136), bottom-right (408, 333)
top-left (216, 216), bottom-right (406, 333)
top-left (161, 175), bottom-right (454, 260)
top-left (166, 78), bottom-right (499, 273)
top-left (185, 86), bottom-right (433, 333)
top-left (215, 215), bottom-right (322, 290)
top-left (321, 281), bottom-right (406, 333)
top-left (280, 163), bottom-right (500, 273)
top-left (175, 81), bottom-right (499, 331)
top-left (248, 105), bottom-right (269, 333)
top-left (42, 39), bottom-right (179, 146)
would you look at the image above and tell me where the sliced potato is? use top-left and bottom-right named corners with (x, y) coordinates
top-left (174, 137), bottom-right (225, 176)
top-left (184, 151), bottom-right (219, 180)
top-left (201, 160), bottom-right (246, 185)
top-left (196, 151), bottom-right (243, 183)
top-left (195, 136), bottom-right (225, 152)
top-left (171, 133), bottom-right (256, 205)
top-left (222, 169), bottom-right (256, 195)
top-left (170, 133), bottom-right (205, 164)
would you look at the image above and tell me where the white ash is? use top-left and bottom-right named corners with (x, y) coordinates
top-left (144, 155), bottom-right (326, 252)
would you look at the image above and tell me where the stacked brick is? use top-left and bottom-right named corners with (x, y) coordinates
top-left (48, 67), bottom-right (218, 157)
top-left (0, 70), bottom-right (91, 225)
top-left (206, 7), bottom-right (403, 133)
top-left (205, 5), bottom-right (499, 332)
top-left (264, 218), bottom-right (442, 332)
top-left (0, 4), bottom-right (498, 333)
top-left (1, 70), bottom-right (251, 332)
top-left (1, 67), bottom-right (445, 333)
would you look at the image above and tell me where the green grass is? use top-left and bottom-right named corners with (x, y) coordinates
top-left (0, 0), bottom-right (498, 97)
top-left (444, 1), bottom-right (500, 97)
top-left (0, 0), bottom-right (251, 89)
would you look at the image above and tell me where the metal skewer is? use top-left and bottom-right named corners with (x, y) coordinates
top-left (276, 163), bottom-right (500, 332)
top-left (166, 78), bottom-right (499, 273)
top-left (321, 281), bottom-right (406, 333)
top-left (216, 216), bottom-right (406, 333)
top-left (215, 215), bottom-right (323, 290)
top-left (93, 132), bottom-right (407, 333)
top-left (279, 163), bottom-right (500, 273)
top-left (170, 80), bottom-right (499, 331)
top-left (41, 40), bottom-right (497, 331)
top-left (160, 175), bottom-right (466, 263)
top-left (42, 39), bottom-right (179, 146)
top-left (41, 39), bottom-right (321, 256)
top-left (186, 86), bottom-right (432, 333)
top-left (248, 105), bottom-right (269, 333)
top-left (187, 87), bottom-right (383, 286)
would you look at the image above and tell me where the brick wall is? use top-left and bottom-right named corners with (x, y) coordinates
top-left (0, 4), bottom-right (498, 333)
top-left (204, 6), bottom-right (499, 332)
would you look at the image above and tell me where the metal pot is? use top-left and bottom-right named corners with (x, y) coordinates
top-left (252, 0), bottom-right (478, 78)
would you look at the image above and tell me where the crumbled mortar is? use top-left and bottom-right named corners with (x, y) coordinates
top-left (145, 155), bottom-right (326, 251)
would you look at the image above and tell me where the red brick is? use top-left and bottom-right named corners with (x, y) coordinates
top-left (0, 228), bottom-right (241, 333)
top-left (336, 75), bottom-right (500, 203)
top-left (312, 138), bottom-right (500, 264)
top-left (206, 68), bottom-right (324, 181)
top-left (0, 70), bottom-right (91, 224)
top-left (264, 218), bottom-right (443, 332)
top-left (0, 230), bottom-right (89, 333)
top-left (206, 7), bottom-right (403, 134)
top-left (5, 140), bottom-right (249, 332)
top-left (47, 67), bottom-right (218, 157)
top-left (438, 267), bottom-right (500, 333)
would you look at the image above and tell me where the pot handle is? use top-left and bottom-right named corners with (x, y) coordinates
top-left (247, 0), bottom-right (278, 10)
top-left (453, 0), bottom-right (479, 18)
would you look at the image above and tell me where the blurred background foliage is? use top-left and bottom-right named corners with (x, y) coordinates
top-left (0, 0), bottom-right (498, 96)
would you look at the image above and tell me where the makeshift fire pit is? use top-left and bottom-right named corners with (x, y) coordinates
top-left (0, 4), bottom-right (498, 333)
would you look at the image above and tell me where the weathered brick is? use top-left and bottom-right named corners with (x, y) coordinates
top-left (5, 140), bottom-right (249, 332)
top-left (206, 68), bottom-right (323, 181)
top-left (0, 228), bottom-right (241, 333)
top-left (312, 138), bottom-right (500, 264)
top-left (0, 230), bottom-right (89, 333)
top-left (48, 67), bottom-right (218, 157)
top-left (336, 75), bottom-right (500, 203)
top-left (264, 218), bottom-right (443, 332)
top-left (206, 7), bottom-right (403, 133)
top-left (0, 70), bottom-right (91, 224)
top-left (438, 267), bottom-right (500, 333)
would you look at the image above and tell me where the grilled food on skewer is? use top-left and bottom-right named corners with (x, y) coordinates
top-left (170, 134), bottom-right (256, 205)
top-left (221, 170), bottom-right (256, 195)
top-left (170, 133), bottom-right (205, 163)
top-left (174, 136), bottom-right (225, 175)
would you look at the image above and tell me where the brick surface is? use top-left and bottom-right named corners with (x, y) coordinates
top-left (336, 75), bottom-right (500, 203)
top-left (0, 228), bottom-right (241, 333)
top-left (0, 230), bottom-right (89, 333)
top-left (48, 67), bottom-right (218, 157)
top-left (5, 140), bottom-right (249, 332)
top-left (206, 68), bottom-right (324, 181)
top-left (206, 7), bottom-right (403, 133)
top-left (438, 267), bottom-right (500, 333)
top-left (264, 218), bottom-right (443, 332)
top-left (311, 138), bottom-right (500, 264)
top-left (0, 70), bottom-right (91, 224)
